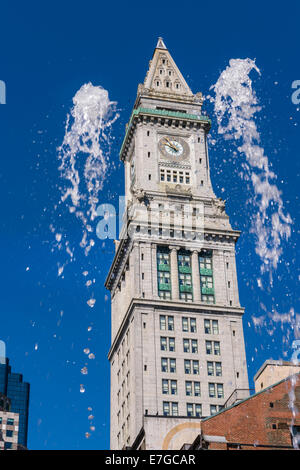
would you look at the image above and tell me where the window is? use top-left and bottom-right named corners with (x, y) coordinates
top-left (162, 379), bottom-right (177, 395)
top-left (160, 315), bottom-right (167, 329)
top-left (158, 271), bottom-right (171, 287)
top-left (159, 290), bottom-right (171, 300)
top-left (204, 319), bottom-right (211, 334)
top-left (184, 359), bottom-right (191, 374)
top-left (180, 292), bottom-right (193, 302)
top-left (182, 317), bottom-right (189, 332)
top-left (199, 252), bottom-right (215, 303)
top-left (161, 358), bottom-right (168, 372)
top-left (178, 253), bottom-right (191, 269)
top-left (170, 380), bottom-right (177, 395)
top-left (179, 273), bottom-right (192, 287)
top-left (161, 358), bottom-right (177, 373)
top-left (217, 383), bottom-right (224, 398)
top-left (160, 337), bottom-right (175, 352)
top-left (194, 381), bottom-right (201, 397)
top-left (169, 337), bottom-right (175, 352)
top-left (6, 429), bottom-right (13, 437)
top-left (187, 403), bottom-right (202, 417)
top-left (182, 317), bottom-right (196, 333)
top-left (6, 418), bottom-right (14, 426)
top-left (183, 339), bottom-right (198, 353)
top-left (207, 361), bottom-right (214, 376)
top-left (206, 341), bottom-right (212, 355)
top-left (160, 315), bottom-right (174, 331)
top-left (214, 342), bottom-right (221, 355)
top-left (212, 320), bottom-right (219, 334)
top-left (185, 381), bottom-right (201, 397)
top-left (183, 339), bottom-right (190, 353)
top-left (157, 248), bottom-right (171, 299)
top-left (185, 360), bottom-right (199, 375)
top-left (187, 403), bottom-right (193, 417)
top-left (169, 358), bottom-right (176, 373)
top-left (160, 168), bottom-right (191, 185)
top-left (190, 318), bottom-right (197, 332)
top-left (204, 319), bottom-right (219, 334)
top-left (216, 362), bottom-right (222, 377)
top-left (178, 253), bottom-right (193, 301)
top-left (206, 341), bottom-right (221, 356)
top-left (168, 316), bottom-right (174, 331)
top-left (163, 401), bottom-right (178, 416)
top-left (162, 379), bottom-right (169, 394)
top-left (160, 337), bottom-right (167, 351)
top-left (209, 383), bottom-right (224, 398)
top-left (185, 381), bottom-right (192, 396)
top-left (193, 361), bottom-right (199, 374)
top-left (209, 383), bottom-right (216, 398)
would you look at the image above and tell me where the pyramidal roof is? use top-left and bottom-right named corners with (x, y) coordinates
top-left (143, 38), bottom-right (193, 97)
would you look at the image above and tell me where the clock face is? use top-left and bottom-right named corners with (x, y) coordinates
top-left (163, 138), bottom-right (183, 156)
top-left (158, 136), bottom-right (189, 159)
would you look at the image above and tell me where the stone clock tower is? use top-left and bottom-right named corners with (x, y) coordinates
top-left (105, 38), bottom-right (249, 450)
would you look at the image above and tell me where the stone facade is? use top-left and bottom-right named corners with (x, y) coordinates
top-left (106, 38), bottom-right (249, 450)
top-left (254, 360), bottom-right (300, 393)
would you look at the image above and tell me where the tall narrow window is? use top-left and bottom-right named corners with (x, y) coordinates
top-left (178, 252), bottom-right (193, 301)
top-left (182, 317), bottom-right (189, 332)
top-left (157, 247), bottom-right (172, 300)
top-left (199, 251), bottom-right (215, 304)
top-left (185, 381), bottom-right (192, 396)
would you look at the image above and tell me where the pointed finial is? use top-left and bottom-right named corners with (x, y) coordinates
top-left (156, 37), bottom-right (167, 50)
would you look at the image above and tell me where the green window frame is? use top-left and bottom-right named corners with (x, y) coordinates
top-left (199, 251), bottom-right (215, 303)
top-left (157, 248), bottom-right (172, 299)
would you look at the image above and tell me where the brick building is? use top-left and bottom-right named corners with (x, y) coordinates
top-left (187, 372), bottom-right (300, 450)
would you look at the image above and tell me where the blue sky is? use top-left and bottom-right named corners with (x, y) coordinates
top-left (0, 1), bottom-right (299, 450)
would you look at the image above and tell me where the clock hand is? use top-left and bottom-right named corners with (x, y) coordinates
top-left (164, 138), bottom-right (178, 151)
top-left (165, 137), bottom-right (176, 148)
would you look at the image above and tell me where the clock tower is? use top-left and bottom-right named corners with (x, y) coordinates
top-left (105, 38), bottom-right (249, 450)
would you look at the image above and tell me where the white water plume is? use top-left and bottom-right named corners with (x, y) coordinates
top-left (58, 82), bottom-right (118, 221)
top-left (210, 58), bottom-right (292, 275)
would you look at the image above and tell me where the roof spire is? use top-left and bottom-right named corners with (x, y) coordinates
top-left (142, 38), bottom-right (193, 97)
top-left (156, 37), bottom-right (167, 50)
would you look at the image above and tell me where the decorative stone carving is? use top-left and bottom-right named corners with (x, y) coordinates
top-left (133, 188), bottom-right (145, 202)
top-left (213, 198), bottom-right (226, 215)
top-left (165, 184), bottom-right (192, 196)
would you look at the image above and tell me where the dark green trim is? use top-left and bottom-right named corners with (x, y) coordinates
top-left (120, 107), bottom-right (211, 158)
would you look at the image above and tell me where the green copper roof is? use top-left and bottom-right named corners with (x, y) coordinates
top-left (120, 107), bottom-right (211, 158)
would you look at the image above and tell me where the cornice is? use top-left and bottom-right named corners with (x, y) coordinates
top-left (107, 298), bottom-right (245, 360)
top-left (120, 107), bottom-right (211, 161)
